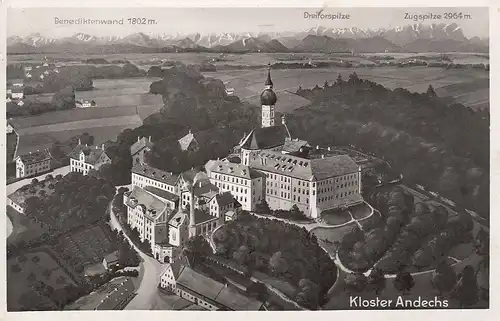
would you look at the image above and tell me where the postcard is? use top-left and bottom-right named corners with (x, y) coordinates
top-left (2, 2), bottom-right (493, 318)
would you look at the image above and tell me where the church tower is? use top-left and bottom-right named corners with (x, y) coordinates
top-left (260, 65), bottom-right (277, 128)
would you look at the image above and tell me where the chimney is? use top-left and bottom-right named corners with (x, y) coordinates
top-left (328, 147), bottom-right (331, 151)
top-left (322, 155), bottom-right (325, 159)
top-left (316, 145), bottom-right (319, 150)
top-left (148, 136), bottom-right (151, 143)
top-left (137, 136), bottom-right (140, 143)
top-left (78, 138), bottom-right (82, 145)
top-left (102, 143), bottom-right (105, 150)
top-left (85, 144), bottom-right (88, 147)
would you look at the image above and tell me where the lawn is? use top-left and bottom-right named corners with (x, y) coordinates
top-left (7, 249), bottom-right (76, 311)
top-left (310, 223), bottom-right (357, 244)
top-left (7, 133), bottom-right (17, 162)
top-left (350, 203), bottom-right (372, 220)
top-left (7, 206), bottom-right (49, 246)
top-left (321, 209), bottom-right (352, 226)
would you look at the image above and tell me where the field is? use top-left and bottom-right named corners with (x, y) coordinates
top-left (53, 224), bottom-right (116, 270)
top-left (204, 65), bottom-right (489, 112)
top-left (7, 249), bottom-right (77, 311)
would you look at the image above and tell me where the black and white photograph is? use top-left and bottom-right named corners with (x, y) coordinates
top-left (4, 5), bottom-right (491, 312)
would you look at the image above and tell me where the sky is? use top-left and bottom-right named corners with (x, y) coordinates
top-left (7, 7), bottom-right (489, 38)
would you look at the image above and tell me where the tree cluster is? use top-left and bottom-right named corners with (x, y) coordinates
top-left (291, 73), bottom-right (489, 219)
top-left (23, 172), bottom-right (115, 232)
top-left (213, 215), bottom-right (337, 309)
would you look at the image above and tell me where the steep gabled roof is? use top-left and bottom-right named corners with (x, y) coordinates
top-left (132, 162), bottom-right (179, 186)
top-left (16, 149), bottom-right (51, 165)
top-left (68, 144), bottom-right (109, 165)
top-left (214, 192), bottom-right (236, 207)
top-left (130, 137), bottom-right (153, 156)
top-left (178, 130), bottom-right (199, 151)
top-left (240, 125), bottom-right (290, 150)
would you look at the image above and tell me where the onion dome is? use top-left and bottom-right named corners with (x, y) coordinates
top-left (260, 68), bottom-right (277, 105)
top-left (260, 89), bottom-right (277, 105)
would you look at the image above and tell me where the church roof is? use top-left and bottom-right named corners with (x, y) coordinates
top-left (240, 125), bottom-right (289, 151)
top-left (209, 160), bottom-right (264, 180)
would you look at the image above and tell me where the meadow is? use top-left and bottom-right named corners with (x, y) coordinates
top-left (7, 249), bottom-right (77, 311)
top-left (11, 76), bottom-right (162, 157)
top-left (205, 65), bottom-right (489, 112)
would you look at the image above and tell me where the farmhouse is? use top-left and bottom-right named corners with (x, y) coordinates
top-left (102, 251), bottom-right (120, 270)
top-left (7, 121), bottom-right (14, 134)
top-left (160, 263), bottom-right (264, 311)
top-left (159, 255), bottom-right (190, 291)
top-left (76, 99), bottom-right (95, 108)
top-left (130, 136), bottom-right (153, 167)
top-left (14, 149), bottom-right (51, 178)
top-left (69, 142), bottom-right (111, 175)
top-left (11, 87), bottom-right (24, 99)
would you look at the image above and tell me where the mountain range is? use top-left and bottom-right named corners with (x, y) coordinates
top-left (7, 23), bottom-right (489, 54)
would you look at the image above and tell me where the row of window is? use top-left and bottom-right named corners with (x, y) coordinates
top-left (212, 173), bottom-right (250, 186)
top-left (132, 174), bottom-right (177, 194)
top-left (318, 174), bottom-right (358, 186)
top-left (318, 190), bottom-right (357, 203)
top-left (318, 181), bottom-right (358, 194)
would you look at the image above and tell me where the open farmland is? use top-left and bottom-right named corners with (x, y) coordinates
top-left (204, 65), bottom-right (489, 111)
top-left (10, 106), bottom-right (154, 158)
top-left (7, 249), bottom-right (77, 311)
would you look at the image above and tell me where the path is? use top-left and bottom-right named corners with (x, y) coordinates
top-left (109, 205), bottom-right (165, 310)
top-left (249, 201), bottom-right (375, 232)
top-left (6, 165), bottom-right (71, 195)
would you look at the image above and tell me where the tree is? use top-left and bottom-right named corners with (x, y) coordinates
top-left (31, 178), bottom-right (39, 185)
top-left (367, 268), bottom-right (386, 294)
top-left (431, 260), bottom-right (456, 296)
top-left (296, 279), bottom-right (320, 309)
top-left (255, 200), bottom-right (271, 214)
top-left (233, 245), bottom-right (251, 266)
top-left (475, 228), bottom-right (489, 255)
top-left (51, 86), bottom-right (75, 109)
top-left (42, 268), bottom-right (53, 280)
top-left (344, 272), bottom-right (368, 293)
top-left (426, 85), bottom-right (437, 97)
top-left (336, 74), bottom-right (343, 85)
top-left (183, 235), bottom-right (213, 267)
top-left (393, 270), bottom-right (415, 294)
top-left (27, 272), bottom-right (37, 284)
top-left (11, 264), bottom-right (22, 273)
top-left (32, 255), bottom-right (41, 264)
top-left (451, 265), bottom-right (479, 307)
top-left (269, 251), bottom-right (288, 276)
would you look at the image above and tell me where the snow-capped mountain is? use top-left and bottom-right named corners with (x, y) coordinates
top-left (6, 23), bottom-right (488, 54)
